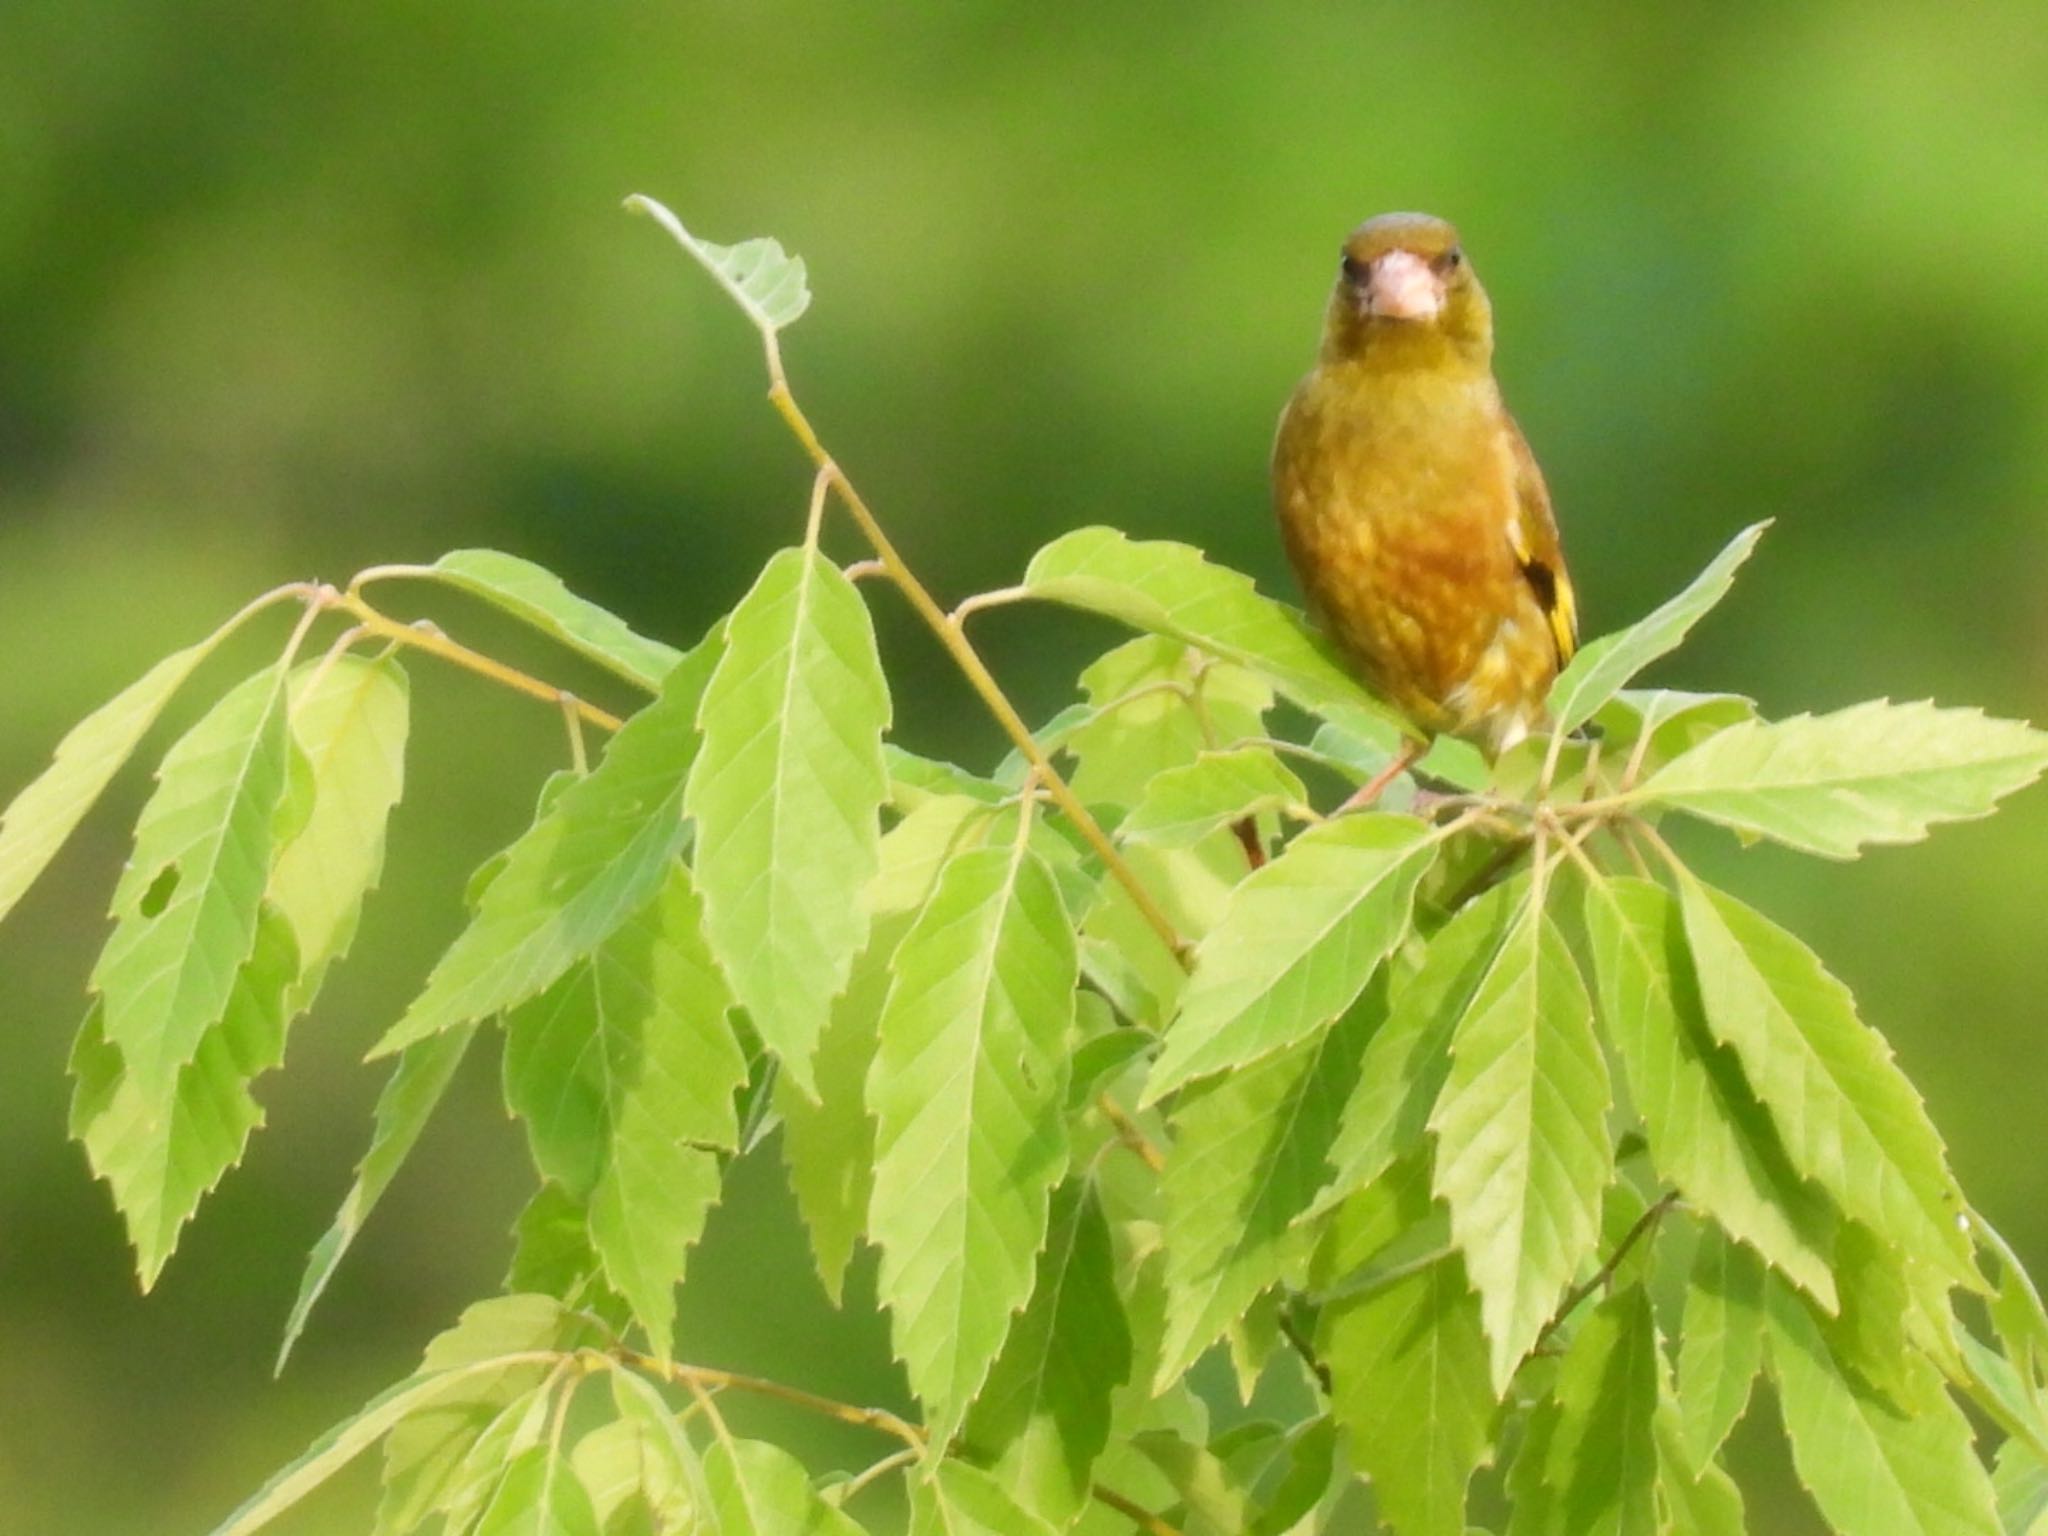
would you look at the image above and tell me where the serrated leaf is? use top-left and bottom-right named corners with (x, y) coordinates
top-left (1156, 1002), bottom-right (1372, 1388)
top-left (277, 1024), bottom-right (476, 1369)
top-left (1141, 814), bottom-right (1436, 1105)
top-left (1978, 1214), bottom-right (2048, 1415)
top-left (375, 1296), bottom-right (601, 1536)
top-left (910, 1459), bottom-right (1060, 1536)
top-left (424, 550), bottom-right (684, 689)
top-left (1652, 1399), bottom-right (1746, 1536)
top-left (72, 902), bottom-right (299, 1286)
top-left (1311, 878), bottom-right (1525, 1220)
top-left (1429, 901), bottom-right (1612, 1391)
top-left (1765, 1275), bottom-right (2000, 1536)
top-left (373, 630), bottom-right (719, 1057)
top-left (504, 1183), bottom-right (632, 1331)
top-left (705, 1437), bottom-right (863, 1536)
top-left (1675, 1229), bottom-right (1766, 1473)
top-left (1582, 875), bottom-right (1837, 1306)
top-left (1121, 746), bottom-right (1306, 848)
top-left (269, 655), bottom-right (409, 1011)
top-left (868, 841), bottom-right (1076, 1447)
top-left (1547, 523), bottom-right (1767, 735)
top-left (1063, 636), bottom-right (1271, 810)
top-left (686, 546), bottom-right (889, 1098)
top-left (1543, 1286), bottom-right (1661, 1536)
top-left (627, 194), bottom-right (811, 334)
top-left (1626, 699), bottom-right (2048, 858)
top-left (90, 664), bottom-right (293, 1100)
top-left (1677, 876), bottom-right (1977, 1288)
top-left (964, 1177), bottom-right (1130, 1524)
top-left (1321, 1250), bottom-right (1493, 1536)
top-left (1020, 527), bottom-right (1418, 751)
top-left (0, 621), bottom-right (244, 926)
top-left (472, 1444), bottom-right (603, 1536)
top-left (572, 1418), bottom-right (688, 1532)
top-left (503, 863), bottom-right (742, 1359)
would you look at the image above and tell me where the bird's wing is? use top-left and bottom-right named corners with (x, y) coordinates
top-left (1502, 416), bottom-right (1578, 666)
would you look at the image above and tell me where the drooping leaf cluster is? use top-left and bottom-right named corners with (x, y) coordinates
top-left (5, 200), bottom-right (2048, 1536)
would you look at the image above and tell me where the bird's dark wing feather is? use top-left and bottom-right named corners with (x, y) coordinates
top-left (1502, 416), bottom-right (1577, 666)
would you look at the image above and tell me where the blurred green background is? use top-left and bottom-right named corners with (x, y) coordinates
top-left (3, 5), bottom-right (2045, 1532)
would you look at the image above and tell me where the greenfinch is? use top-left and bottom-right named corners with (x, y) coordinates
top-left (1272, 212), bottom-right (1577, 795)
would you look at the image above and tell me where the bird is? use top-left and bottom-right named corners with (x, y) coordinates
top-left (1271, 211), bottom-right (1577, 805)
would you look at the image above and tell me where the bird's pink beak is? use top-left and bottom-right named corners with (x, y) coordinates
top-left (1362, 250), bottom-right (1444, 322)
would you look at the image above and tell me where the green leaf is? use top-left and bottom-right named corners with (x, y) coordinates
top-left (473, 1444), bottom-right (603, 1536)
top-left (376, 1296), bottom-right (600, 1536)
top-left (1547, 522), bottom-right (1767, 735)
top-left (1626, 699), bottom-right (2048, 858)
top-left (572, 1418), bottom-right (690, 1533)
top-left (1653, 1400), bottom-right (1747, 1536)
top-left (868, 841), bottom-right (1076, 1447)
top-left (90, 664), bottom-right (294, 1100)
top-left (1020, 527), bottom-right (1415, 749)
top-left (504, 1183), bottom-right (631, 1330)
top-left (1063, 636), bottom-right (1271, 810)
top-left (0, 622), bottom-right (244, 926)
top-left (269, 655), bottom-right (409, 1011)
top-left (705, 1437), bottom-right (863, 1536)
top-left (1155, 1002), bottom-right (1373, 1387)
top-left (1673, 1228), bottom-right (1766, 1473)
top-left (72, 902), bottom-right (299, 1287)
top-left (1993, 1439), bottom-right (2048, 1536)
top-left (503, 863), bottom-right (743, 1359)
top-left (965, 1177), bottom-right (1131, 1524)
top-left (1765, 1275), bottom-right (2000, 1536)
top-left (1428, 901), bottom-right (1612, 1391)
top-left (277, 1024), bottom-right (476, 1369)
top-left (626, 194), bottom-right (812, 334)
top-left (1311, 878), bottom-right (1525, 1220)
top-left (1581, 875), bottom-right (1837, 1306)
top-left (373, 629), bottom-right (719, 1057)
top-left (1121, 746), bottom-right (1307, 848)
top-left (1321, 1251), bottom-right (1494, 1536)
top-left (1590, 690), bottom-right (1756, 777)
top-left (910, 1460), bottom-right (1060, 1536)
top-left (1543, 1286), bottom-right (1661, 1536)
top-left (1977, 1213), bottom-right (2048, 1414)
top-left (1140, 814), bottom-right (1437, 1105)
top-left (1677, 876), bottom-right (1977, 1288)
top-left (686, 546), bottom-right (889, 1098)
top-left (424, 549), bottom-right (685, 689)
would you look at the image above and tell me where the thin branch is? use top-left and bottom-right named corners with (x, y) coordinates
top-left (1096, 1093), bottom-right (1166, 1175)
top-left (1090, 1482), bottom-right (1184, 1536)
top-left (947, 584), bottom-right (1031, 628)
top-left (835, 1447), bottom-right (918, 1505)
top-left (1531, 1191), bottom-right (1681, 1355)
top-left (622, 1350), bottom-right (925, 1449)
top-left (1275, 1298), bottom-right (1333, 1395)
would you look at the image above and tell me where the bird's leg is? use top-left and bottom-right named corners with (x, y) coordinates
top-left (1338, 738), bottom-right (1426, 814)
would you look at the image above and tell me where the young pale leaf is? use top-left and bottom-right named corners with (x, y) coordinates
top-left (423, 549), bottom-right (684, 689)
top-left (1062, 636), bottom-right (1271, 810)
top-left (90, 665), bottom-right (293, 1100)
top-left (686, 546), bottom-right (889, 1098)
top-left (704, 1437), bottom-right (863, 1536)
top-left (1155, 1003), bottom-right (1373, 1388)
top-left (72, 903), bottom-right (298, 1287)
top-left (1547, 521), bottom-right (1767, 735)
top-left (1121, 746), bottom-right (1307, 848)
top-left (1140, 813), bottom-right (1436, 1105)
top-left (269, 655), bottom-right (409, 1011)
top-left (502, 864), bottom-right (743, 1359)
top-left (910, 1460), bottom-right (1060, 1536)
top-left (278, 1025), bottom-right (476, 1369)
top-left (868, 841), bottom-right (1076, 1448)
top-left (1993, 1439), bottom-right (2048, 1536)
top-left (626, 194), bottom-right (811, 334)
top-left (1581, 875), bottom-right (1837, 1306)
top-left (964, 1178), bottom-right (1131, 1524)
top-left (471, 1444), bottom-right (602, 1536)
top-left (1311, 878), bottom-right (1525, 1220)
top-left (1678, 876), bottom-right (1977, 1288)
top-left (1765, 1276), bottom-right (2000, 1536)
top-left (0, 633), bottom-right (231, 926)
top-left (1653, 1403), bottom-right (1747, 1536)
top-left (373, 631), bottom-right (719, 1057)
top-left (376, 1296), bottom-right (601, 1536)
top-left (1020, 527), bottom-right (1416, 750)
top-left (1429, 902), bottom-right (1612, 1392)
top-left (1675, 1228), bottom-right (1767, 1473)
top-left (1321, 1252), bottom-right (1494, 1536)
top-left (1542, 1285), bottom-right (1662, 1536)
top-left (1626, 699), bottom-right (2048, 858)
top-left (574, 1374), bottom-right (699, 1530)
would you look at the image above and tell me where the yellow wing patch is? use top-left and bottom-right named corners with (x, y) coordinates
top-left (1507, 517), bottom-right (1578, 667)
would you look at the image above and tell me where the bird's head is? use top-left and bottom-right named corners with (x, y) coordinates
top-left (1321, 212), bottom-right (1493, 370)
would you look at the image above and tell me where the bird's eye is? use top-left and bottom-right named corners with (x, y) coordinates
top-left (1441, 246), bottom-right (1464, 270)
top-left (1341, 253), bottom-right (1367, 283)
